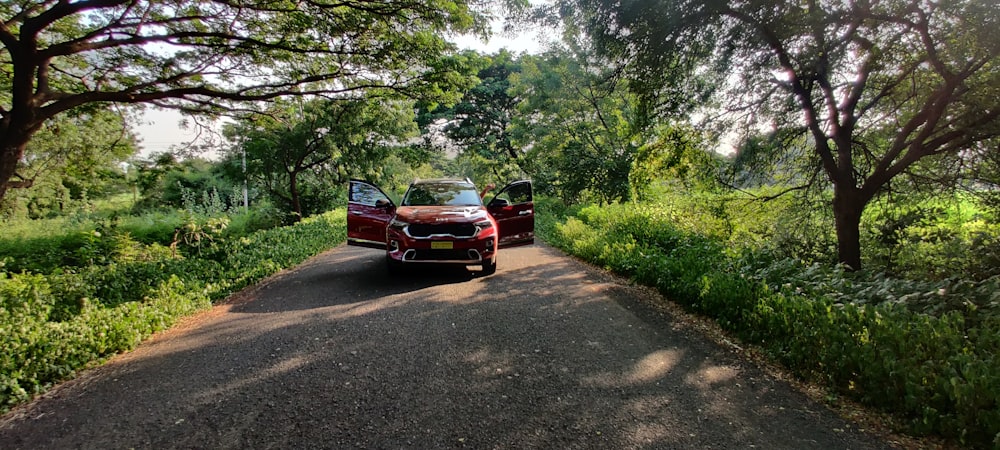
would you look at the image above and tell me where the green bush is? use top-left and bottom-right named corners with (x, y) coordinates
top-left (117, 210), bottom-right (187, 245)
top-left (539, 202), bottom-right (1000, 448)
top-left (0, 225), bottom-right (174, 274)
top-left (859, 197), bottom-right (1000, 280)
top-left (0, 203), bottom-right (303, 276)
top-left (225, 199), bottom-right (287, 234)
top-left (0, 209), bottom-right (347, 412)
top-left (0, 273), bottom-right (211, 409)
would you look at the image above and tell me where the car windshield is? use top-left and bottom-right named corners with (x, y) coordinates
top-left (402, 182), bottom-right (482, 207)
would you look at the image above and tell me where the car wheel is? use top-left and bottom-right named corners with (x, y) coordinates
top-left (386, 256), bottom-right (403, 276)
top-left (481, 256), bottom-right (497, 276)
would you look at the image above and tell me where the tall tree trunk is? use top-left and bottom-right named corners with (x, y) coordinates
top-left (0, 138), bottom-right (31, 203)
top-left (289, 172), bottom-right (302, 222)
top-left (1, 111), bottom-right (47, 202)
top-left (832, 186), bottom-right (866, 271)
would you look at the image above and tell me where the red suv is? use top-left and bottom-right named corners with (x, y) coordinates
top-left (347, 179), bottom-right (534, 275)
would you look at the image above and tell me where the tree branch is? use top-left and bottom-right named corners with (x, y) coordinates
top-left (22, 0), bottom-right (131, 39)
top-left (726, 7), bottom-right (840, 183)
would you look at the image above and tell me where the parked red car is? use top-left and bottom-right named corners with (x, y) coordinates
top-left (347, 178), bottom-right (534, 275)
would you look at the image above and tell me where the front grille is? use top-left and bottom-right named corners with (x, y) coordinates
top-left (407, 223), bottom-right (477, 238)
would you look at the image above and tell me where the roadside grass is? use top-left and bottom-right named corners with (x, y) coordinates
top-left (0, 209), bottom-right (347, 412)
top-left (536, 196), bottom-right (1000, 449)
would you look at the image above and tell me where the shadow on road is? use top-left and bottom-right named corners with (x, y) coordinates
top-left (231, 245), bottom-right (478, 313)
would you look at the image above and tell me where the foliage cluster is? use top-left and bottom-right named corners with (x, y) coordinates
top-left (0, 107), bottom-right (138, 220)
top-left (425, 50), bottom-right (718, 206)
top-left (1, 203), bottom-right (287, 274)
top-left (0, 0), bottom-right (486, 202)
top-left (131, 155), bottom-right (243, 215)
top-left (549, 0), bottom-right (1000, 270)
top-left (536, 197), bottom-right (999, 448)
top-left (862, 197), bottom-right (1000, 281)
top-left (221, 97), bottom-right (426, 221)
top-left (0, 209), bottom-right (347, 412)
top-left (510, 51), bottom-right (640, 204)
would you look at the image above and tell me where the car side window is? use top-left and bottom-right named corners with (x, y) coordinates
top-left (350, 182), bottom-right (389, 206)
top-left (494, 182), bottom-right (532, 205)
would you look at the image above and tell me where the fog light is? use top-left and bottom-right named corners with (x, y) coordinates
top-left (389, 240), bottom-right (399, 251)
top-left (486, 238), bottom-right (495, 251)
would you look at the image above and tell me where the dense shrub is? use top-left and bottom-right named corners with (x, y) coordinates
top-left (0, 226), bottom-right (174, 274)
top-left (0, 203), bottom-right (309, 276)
top-left (0, 210), bottom-right (347, 412)
top-left (857, 197), bottom-right (1000, 281)
top-left (0, 273), bottom-right (211, 409)
top-left (537, 200), bottom-right (1000, 448)
top-left (225, 199), bottom-right (287, 233)
top-left (116, 210), bottom-right (187, 245)
top-left (742, 256), bottom-right (1000, 321)
top-left (138, 163), bottom-right (238, 213)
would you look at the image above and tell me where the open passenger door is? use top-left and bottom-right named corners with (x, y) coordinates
top-left (486, 180), bottom-right (534, 248)
top-left (347, 180), bottom-right (394, 249)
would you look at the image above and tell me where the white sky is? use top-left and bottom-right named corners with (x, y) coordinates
top-left (133, 30), bottom-right (550, 158)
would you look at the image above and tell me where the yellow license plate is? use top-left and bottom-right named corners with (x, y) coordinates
top-left (431, 241), bottom-right (453, 250)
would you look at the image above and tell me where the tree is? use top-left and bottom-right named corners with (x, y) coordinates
top-left (630, 124), bottom-right (721, 200)
top-left (0, 0), bottom-right (488, 203)
top-left (553, 0), bottom-right (1000, 269)
top-left (3, 105), bottom-right (137, 216)
top-left (225, 97), bottom-right (419, 220)
top-left (131, 152), bottom-right (182, 202)
top-left (445, 50), bottom-right (523, 178)
top-left (130, 153), bottom-right (235, 213)
top-left (511, 49), bottom-right (642, 204)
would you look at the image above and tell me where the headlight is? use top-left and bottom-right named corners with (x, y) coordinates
top-left (474, 220), bottom-right (493, 234)
top-left (389, 218), bottom-right (408, 230)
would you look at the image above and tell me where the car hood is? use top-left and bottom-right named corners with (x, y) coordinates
top-left (396, 205), bottom-right (489, 224)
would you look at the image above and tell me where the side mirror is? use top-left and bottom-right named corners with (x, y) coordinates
top-left (489, 198), bottom-right (510, 208)
top-left (375, 198), bottom-right (392, 208)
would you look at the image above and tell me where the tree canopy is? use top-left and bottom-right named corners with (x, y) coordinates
top-left (445, 50), bottom-right (523, 178)
top-left (511, 49), bottom-right (641, 204)
top-left (3, 105), bottom-right (137, 216)
top-left (224, 97), bottom-right (420, 220)
top-left (1, 0), bottom-right (490, 201)
top-left (552, 0), bottom-right (1000, 269)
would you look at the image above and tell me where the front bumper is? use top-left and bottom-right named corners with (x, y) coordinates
top-left (386, 229), bottom-right (497, 265)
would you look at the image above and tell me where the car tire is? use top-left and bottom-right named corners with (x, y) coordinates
top-left (481, 256), bottom-right (497, 276)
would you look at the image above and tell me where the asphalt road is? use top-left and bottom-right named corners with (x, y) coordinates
top-left (0, 243), bottom-right (891, 449)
